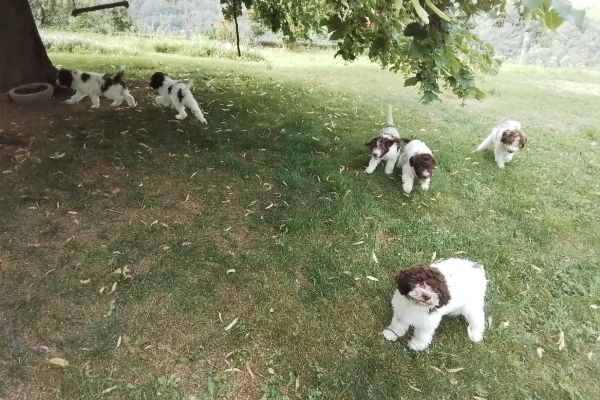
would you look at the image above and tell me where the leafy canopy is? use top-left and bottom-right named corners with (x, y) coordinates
top-left (221, 0), bottom-right (585, 103)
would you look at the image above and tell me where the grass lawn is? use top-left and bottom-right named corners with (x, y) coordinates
top-left (1, 44), bottom-right (599, 400)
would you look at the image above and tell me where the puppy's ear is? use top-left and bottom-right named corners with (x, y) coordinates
top-left (500, 131), bottom-right (511, 144)
top-left (519, 132), bottom-right (528, 148)
top-left (409, 155), bottom-right (415, 167)
top-left (395, 269), bottom-right (413, 296)
top-left (365, 137), bottom-right (378, 148)
top-left (431, 154), bottom-right (438, 168)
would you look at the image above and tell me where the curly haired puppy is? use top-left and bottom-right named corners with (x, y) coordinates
top-left (382, 259), bottom-right (487, 351)
top-left (396, 139), bottom-right (437, 193)
top-left (149, 72), bottom-right (207, 123)
top-left (56, 68), bottom-right (136, 109)
top-left (364, 106), bottom-right (405, 175)
top-left (476, 120), bottom-right (527, 168)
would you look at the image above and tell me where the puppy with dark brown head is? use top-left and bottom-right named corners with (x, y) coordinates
top-left (476, 120), bottom-right (527, 168)
top-left (397, 139), bottom-right (437, 193)
top-left (383, 259), bottom-right (487, 351)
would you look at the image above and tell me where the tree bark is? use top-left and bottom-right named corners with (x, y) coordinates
top-left (0, 0), bottom-right (56, 92)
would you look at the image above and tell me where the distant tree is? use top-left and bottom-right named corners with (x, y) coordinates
top-left (0, 0), bottom-right (586, 101)
top-left (220, 0), bottom-right (585, 102)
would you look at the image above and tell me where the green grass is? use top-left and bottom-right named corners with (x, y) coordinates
top-left (1, 42), bottom-right (599, 400)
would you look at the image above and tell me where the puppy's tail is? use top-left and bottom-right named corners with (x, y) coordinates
top-left (385, 104), bottom-right (394, 127)
top-left (113, 69), bottom-right (126, 85)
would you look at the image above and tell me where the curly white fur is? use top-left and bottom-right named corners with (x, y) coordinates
top-left (476, 120), bottom-right (524, 168)
top-left (57, 70), bottom-right (136, 109)
top-left (396, 139), bottom-right (435, 193)
top-left (151, 73), bottom-right (207, 123)
top-left (364, 105), bottom-right (402, 174)
top-left (383, 258), bottom-right (487, 351)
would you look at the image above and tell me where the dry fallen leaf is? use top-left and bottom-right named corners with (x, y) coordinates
top-left (473, 396), bottom-right (488, 400)
top-left (429, 365), bottom-right (444, 374)
top-left (590, 304), bottom-right (599, 310)
top-left (557, 331), bottom-right (565, 351)
top-left (226, 269), bottom-right (236, 274)
top-left (268, 367), bottom-right (275, 375)
top-left (246, 361), bottom-right (255, 379)
top-left (366, 276), bottom-right (379, 282)
top-left (48, 358), bottom-right (69, 367)
top-left (107, 282), bottom-right (117, 295)
top-left (371, 252), bottom-right (379, 264)
top-left (431, 251), bottom-right (437, 262)
top-left (224, 318), bottom-right (238, 331)
top-left (536, 347), bottom-right (544, 358)
top-left (408, 383), bottom-right (422, 392)
top-left (446, 367), bottom-right (464, 373)
top-left (80, 279), bottom-right (91, 284)
top-left (101, 386), bottom-right (118, 395)
top-left (116, 335), bottom-right (122, 349)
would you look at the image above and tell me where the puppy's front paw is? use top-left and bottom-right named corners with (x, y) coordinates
top-left (408, 339), bottom-right (430, 351)
top-left (175, 114), bottom-right (187, 120)
top-left (199, 118), bottom-right (208, 124)
top-left (364, 168), bottom-right (375, 174)
top-left (382, 328), bottom-right (399, 341)
top-left (467, 326), bottom-right (484, 343)
top-left (90, 105), bottom-right (100, 109)
top-left (64, 99), bottom-right (75, 105)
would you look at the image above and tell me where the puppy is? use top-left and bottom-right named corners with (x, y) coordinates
top-left (56, 68), bottom-right (136, 109)
top-left (148, 72), bottom-right (207, 123)
top-left (365, 105), bottom-right (403, 175)
top-left (476, 120), bottom-right (527, 168)
top-left (382, 259), bottom-right (487, 351)
top-left (396, 139), bottom-right (437, 193)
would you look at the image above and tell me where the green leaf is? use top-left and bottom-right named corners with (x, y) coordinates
top-left (522, 0), bottom-right (544, 12)
top-left (404, 77), bottom-right (420, 87)
top-left (421, 90), bottom-right (440, 103)
top-left (544, 9), bottom-right (564, 30)
top-left (551, 0), bottom-right (585, 29)
top-left (403, 22), bottom-right (427, 39)
top-left (408, 41), bottom-right (426, 58)
top-left (329, 29), bottom-right (345, 41)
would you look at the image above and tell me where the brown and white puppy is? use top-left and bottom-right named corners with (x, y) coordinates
top-left (365, 105), bottom-right (404, 175)
top-left (476, 120), bottom-right (527, 168)
top-left (396, 139), bottom-right (437, 193)
top-left (382, 259), bottom-right (487, 351)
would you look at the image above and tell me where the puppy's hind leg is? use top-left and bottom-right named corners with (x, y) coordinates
top-left (173, 102), bottom-right (188, 120)
top-left (90, 95), bottom-right (101, 109)
top-left (188, 98), bottom-right (207, 124)
top-left (110, 96), bottom-right (124, 107)
top-left (463, 306), bottom-right (485, 343)
top-left (123, 90), bottom-right (136, 107)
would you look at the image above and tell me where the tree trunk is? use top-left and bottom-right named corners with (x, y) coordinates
top-left (0, 0), bottom-right (56, 92)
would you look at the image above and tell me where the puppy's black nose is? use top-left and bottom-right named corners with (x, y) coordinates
top-left (422, 294), bottom-right (430, 301)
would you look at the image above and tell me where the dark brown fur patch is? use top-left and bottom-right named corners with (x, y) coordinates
top-left (395, 264), bottom-right (451, 309)
top-left (500, 129), bottom-right (525, 147)
top-left (409, 153), bottom-right (437, 179)
top-left (365, 136), bottom-right (401, 157)
top-left (518, 131), bottom-right (528, 148)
